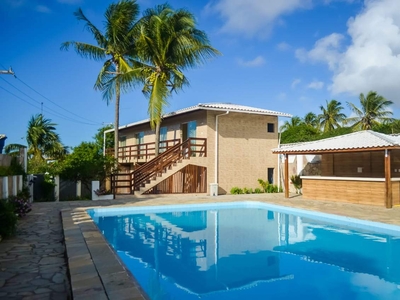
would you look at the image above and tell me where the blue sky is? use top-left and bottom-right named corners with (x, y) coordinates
top-left (1, 0), bottom-right (400, 148)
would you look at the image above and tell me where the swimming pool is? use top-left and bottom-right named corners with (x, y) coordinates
top-left (88, 202), bottom-right (400, 300)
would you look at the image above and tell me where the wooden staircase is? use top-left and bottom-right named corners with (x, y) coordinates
top-left (112, 138), bottom-right (206, 195)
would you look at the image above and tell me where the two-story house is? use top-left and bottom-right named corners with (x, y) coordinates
top-left (106, 103), bottom-right (291, 195)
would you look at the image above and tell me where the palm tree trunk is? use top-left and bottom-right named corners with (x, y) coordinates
top-left (114, 66), bottom-right (120, 167)
top-left (154, 121), bottom-right (160, 157)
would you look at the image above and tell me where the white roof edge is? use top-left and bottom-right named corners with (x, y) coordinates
top-left (105, 103), bottom-right (292, 132)
top-left (272, 130), bottom-right (400, 153)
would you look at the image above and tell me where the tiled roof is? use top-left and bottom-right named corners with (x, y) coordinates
top-left (113, 103), bottom-right (291, 132)
top-left (273, 130), bottom-right (400, 153)
top-left (162, 103), bottom-right (291, 118)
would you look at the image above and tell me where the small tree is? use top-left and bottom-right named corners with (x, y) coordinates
top-left (56, 142), bottom-right (115, 190)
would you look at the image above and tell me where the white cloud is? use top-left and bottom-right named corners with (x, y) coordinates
top-left (296, 0), bottom-right (400, 103)
top-left (291, 78), bottom-right (301, 89)
top-left (277, 42), bottom-right (291, 51)
top-left (277, 92), bottom-right (287, 100)
top-left (307, 80), bottom-right (324, 89)
top-left (208, 0), bottom-right (312, 38)
top-left (36, 5), bottom-right (51, 13)
top-left (237, 55), bottom-right (266, 67)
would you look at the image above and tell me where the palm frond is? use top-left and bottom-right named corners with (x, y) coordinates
top-left (73, 8), bottom-right (107, 47)
top-left (61, 42), bottom-right (106, 61)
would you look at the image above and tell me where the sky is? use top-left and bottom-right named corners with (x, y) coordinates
top-left (1, 0), bottom-right (400, 149)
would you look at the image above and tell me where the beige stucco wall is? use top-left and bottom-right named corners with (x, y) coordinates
top-left (206, 111), bottom-right (279, 194)
top-left (116, 109), bottom-right (280, 195)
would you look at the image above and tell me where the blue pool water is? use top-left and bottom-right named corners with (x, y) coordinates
top-left (88, 202), bottom-right (400, 300)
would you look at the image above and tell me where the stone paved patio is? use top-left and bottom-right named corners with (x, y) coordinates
top-left (1, 194), bottom-right (400, 299)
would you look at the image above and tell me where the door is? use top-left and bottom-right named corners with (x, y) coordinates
top-left (181, 121), bottom-right (197, 141)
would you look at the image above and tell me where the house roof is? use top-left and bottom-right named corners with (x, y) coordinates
top-left (107, 103), bottom-right (292, 133)
top-left (273, 130), bottom-right (400, 154)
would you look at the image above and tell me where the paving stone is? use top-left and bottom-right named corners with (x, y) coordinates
top-left (31, 278), bottom-right (52, 286)
top-left (39, 257), bottom-right (65, 265)
top-left (49, 283), bottom-right (67, 293)
top-left (52, 273), bottom-right (65, 284)
top-left (34, 287), bottom-right (52, 294)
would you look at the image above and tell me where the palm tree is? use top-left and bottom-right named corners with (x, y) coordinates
top-left (303, 112), bottom-right (319, 129)
top-left (346, 91), bottom-right (393, 130)
top-left (131, 4), bottom-right (220, 155)
top-left (61, 0), bottom-right (141, 160)
top-left (5, 114), bottom-right (66, 162)
top-left (279, 116), bottom-right (302, 132)
top-left (318, 100), bottom-right (346, 132)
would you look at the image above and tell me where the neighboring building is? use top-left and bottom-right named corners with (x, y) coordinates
top-left (106, 103), bottom-right (291, 195)
top-left (273, 130), bottom-right (400, 208)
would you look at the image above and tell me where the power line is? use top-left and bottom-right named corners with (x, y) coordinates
top-left (0, 77), bottom-right (100, 125)
top-left (0, 62), bottom-right (102, 125)
top-left (16, 77), bottom-right (101, 124)
top-left (0, 85), bottom-right (99, 126)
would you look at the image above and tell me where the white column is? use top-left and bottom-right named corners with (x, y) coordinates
top-left (12, 176), bottom-right (17, 196)
top-left (76, 181), bottom-right (82, 198)
top-left (18, 175), bottom-right (23, 191)
top-left (54, 175), bottom-right (60, 202)
top-left (2, 176), bottom-right (8, 199)
top-left (92, 181), bottom-right (100, 200)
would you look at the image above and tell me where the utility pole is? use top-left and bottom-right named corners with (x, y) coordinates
top-left (0, 67), bottom-right (15, 76)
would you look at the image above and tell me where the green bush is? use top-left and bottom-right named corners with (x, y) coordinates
top-left (230, 187), bottom-right (243, 194)
top-left (290, 175), bottom-right (302, 194)
top-left (0, 199), bottom-right (18, 238)
top-left (254, 188), bottom-right (263, 194)
top-left (243, 187), bottom-right (253, 194)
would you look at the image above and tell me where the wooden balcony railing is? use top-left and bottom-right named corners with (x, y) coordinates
top-left (106, 139), bottom-right (180, 162)
top-left (132, 138), bottom-right (207, 192)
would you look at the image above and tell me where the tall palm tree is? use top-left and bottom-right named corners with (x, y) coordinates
top-left (279, 116), bottom-right (302, 132)
top-left (61, 0), bottom-right (141, 160)
top-left (130, 4), bottom-right (220, 155)
top-left (303, 112), bottom-right (319, 129)
top-left (346, 91), bottom-right (393, 130)
top-left (318, 100), bottom-right (347, 132)
top-left (5, 114), bottom-right (66, 161)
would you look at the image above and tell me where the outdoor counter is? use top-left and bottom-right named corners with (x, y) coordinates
top-left (300, 176), bottom-right (400, 207)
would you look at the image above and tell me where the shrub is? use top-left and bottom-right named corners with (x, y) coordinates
top-left (0, 199), bottom-right (18, 238)
top-left (254, 188), bottom-right (263, 194)
top-left (230, 187), bottom-right (243, 194)
top-left (243, 187), bottom-right (253, 194)
top-left (8, 196), bottom-right (32, 217)
top-left (17, 186), bottom-right (31, 201)
top-left (258, 179), bottom-right (269, 192)
top-left (290, 175), bottom-right (302, 194)
top-left (266, 184), bottom-right (279, 193)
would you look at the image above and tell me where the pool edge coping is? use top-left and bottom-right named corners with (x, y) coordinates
top-left (61, 208), bottom-right (148, 300)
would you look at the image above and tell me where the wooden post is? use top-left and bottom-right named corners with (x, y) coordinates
top-left (284, 154), bottom-right (289, 198)
top-left (385, 149), bottom-right (392, 208)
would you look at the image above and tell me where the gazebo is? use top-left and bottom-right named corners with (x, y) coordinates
top-left (272, 130), bottom-right (400, 208)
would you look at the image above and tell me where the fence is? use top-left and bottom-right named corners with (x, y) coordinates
top-left (0, 175), bottom-right (24, 199)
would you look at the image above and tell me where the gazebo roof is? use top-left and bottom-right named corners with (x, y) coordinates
top-left (273, 130), bottom-right (400, 154)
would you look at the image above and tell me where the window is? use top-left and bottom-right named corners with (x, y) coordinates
top-left (267, 123), bottom-right (275, 133)
top-left (267, 168), bottom-right (274, 184)
top-left (119, 136), bottom-right (126, 147)
top-left (159, 127), bottom-right (167, 153)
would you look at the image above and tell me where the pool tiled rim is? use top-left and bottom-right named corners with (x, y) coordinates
top-left (61, 196), bottom-right (400, 299)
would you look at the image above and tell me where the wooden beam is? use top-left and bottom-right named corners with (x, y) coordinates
top-left (385, 149), bottom-right (392, 208)
top-left (284, 154), bottom-right (289, 198)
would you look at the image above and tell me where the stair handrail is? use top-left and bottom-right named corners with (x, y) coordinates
top-left (132, 138), bottom-right (206, 191)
